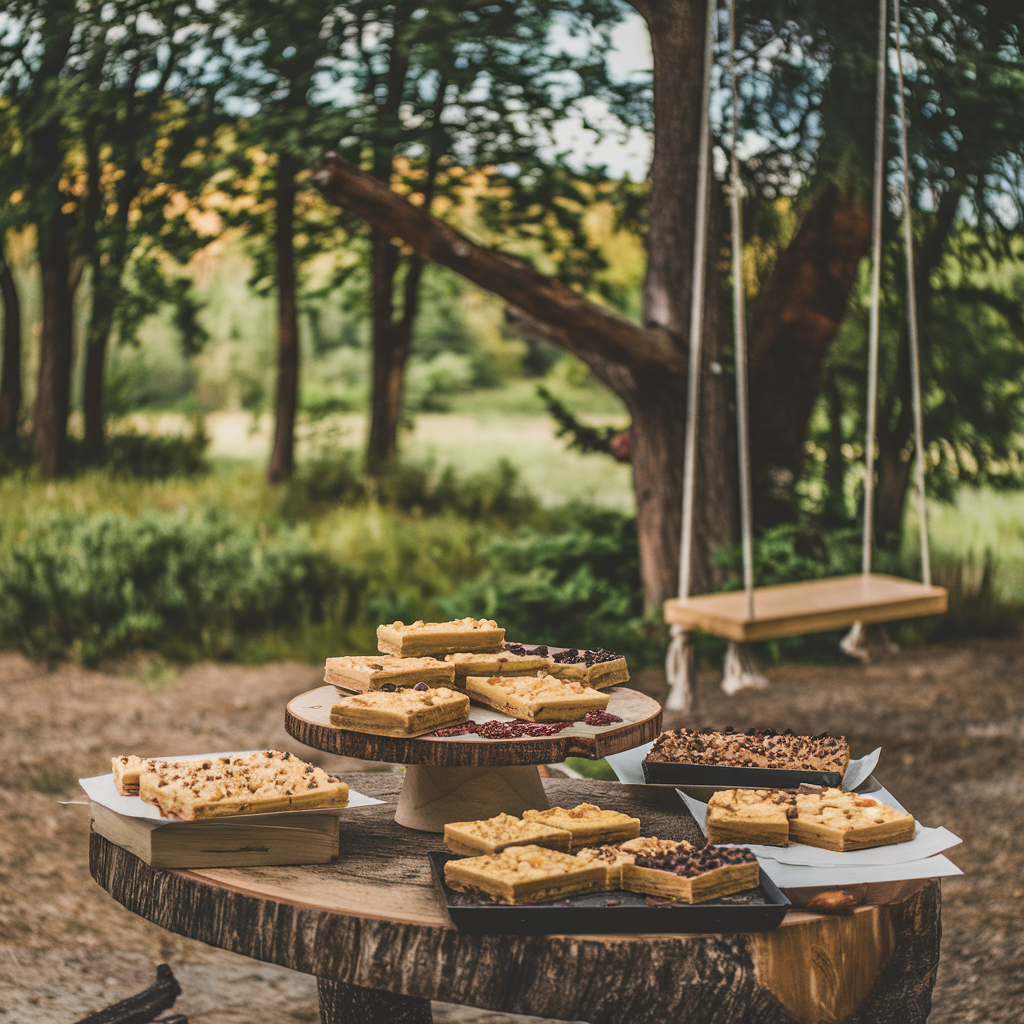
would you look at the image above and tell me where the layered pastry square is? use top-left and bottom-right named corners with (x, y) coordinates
top-left (443, 844), bottom-right (607, 905)
top-left (443, 813), bottom-right (571, 856)
top-left (377, 618), bottom-right (505, 657)
top-left (113, 754), bottom-right (204, 796)
top-left (464, 674), bottom-right (608, 722)
top-left (135, 750), bottom-right (349, 820)
top-left (706, 785), bottom-right (916, 852)
top-left (621, 845), bottom-right (760, 904)
top-left (574, 837), bottom-right (691, 887)
top-left (503, 643), bottom-right (629, 689)
top-left (646, 727), bottom-right (850, 775)
top-left (330, 687), bottom-right (469, 737)
top-left (522, 803), bottom-right (640, 850)
top-left (790, 786), bottom-right (916, 851)
top-left (444, 651), bottom-right (552, 682)
top-left (324, 655), bottom-right (455, 692)
top-left (706, 788), bottom-right (797, 847)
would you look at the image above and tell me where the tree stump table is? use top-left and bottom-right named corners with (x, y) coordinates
top-left (89, 775), bottom-right (941, 1024)
top-left (285, 684), bottom-right (663, 830)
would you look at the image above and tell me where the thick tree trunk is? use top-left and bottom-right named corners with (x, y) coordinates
top-left (33, 207), bottom-right (74, 479)
top-left (747, 185), bottom-right (871, 525)
top-left (268, 153), bottom-right (302, 484)
top-left (82, 287), bottom-right (115, 461)
top-left (0, 249), bottom-right (21, 443)
top-left (366, 230), bottom-right (404, 466)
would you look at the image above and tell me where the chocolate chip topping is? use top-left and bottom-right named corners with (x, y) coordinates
top-left (646, 727), bottom-right (848, 772)
top-left (634, 844), bottom-right (758, 877)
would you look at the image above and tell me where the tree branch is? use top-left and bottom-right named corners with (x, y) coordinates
top-left (311, 153), bottom-right (683, 375)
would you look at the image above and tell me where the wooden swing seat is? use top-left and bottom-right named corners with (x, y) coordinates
top-left (663, 572), bottom-right (948, 643)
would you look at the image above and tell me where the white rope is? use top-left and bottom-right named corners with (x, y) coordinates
top-left (862, 0), bottom-right (888, 576)
top-left (728, 0), bottom-right (755, 619)
top-left (677, 0), bottom-right (717, 602)
top-left (893, 0), bottom-right (932, 586)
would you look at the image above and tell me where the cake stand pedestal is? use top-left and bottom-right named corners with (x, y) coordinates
top-left (285, 685), bottom-right (663, 831)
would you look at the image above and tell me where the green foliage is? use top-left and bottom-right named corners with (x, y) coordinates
top-left (278, 452), bottom-right (537, 524)
top-left (536, 384), bottom-right (628, 458)
top-left (0, 508), bottom-right (346, 664)
top-left (442, 505), bottom-right (663, 667)
top-left (95, 425), bottom-right (209, 481)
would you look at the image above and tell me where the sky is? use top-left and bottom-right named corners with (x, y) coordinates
top-left (550, 12), bottom-right (653, 181)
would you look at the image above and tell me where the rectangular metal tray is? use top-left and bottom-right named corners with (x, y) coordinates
top-left (429, 852), bottom-right (789, 935)
top-left (642, 761), bottom-right (844, 789)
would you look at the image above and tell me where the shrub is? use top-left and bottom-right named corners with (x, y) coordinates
top-left (0, 508), bottom-right (346, 664)
top-left (99, 422), bottom-right (209, 480)
top-left (442, 505), bottom-right (663, 667)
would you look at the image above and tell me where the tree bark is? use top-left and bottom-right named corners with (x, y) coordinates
top-left (366, 228), bottom-right (404, 466)
top-left (268, 152), bottom-right (302, 483)
top-left (0, 248), bottom-right (22, 443)
top-left (747, 185), bottom-right (872, 525)
top-left (82, 287), bottom-right (116, 461)
top-left (33, 195), bottom-right (74, 479)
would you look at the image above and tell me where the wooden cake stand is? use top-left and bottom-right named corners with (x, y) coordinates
top-left (286, 685), bottom-right (662, 831)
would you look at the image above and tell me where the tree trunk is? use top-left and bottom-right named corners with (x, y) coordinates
top-left (0, 248), bottom-right (22, 443)
top-left (366, 229), bottom-right (404, 467)
top-left (268, 153), bottom-right (302, 484)
top-left (631, 0), bottom-right (734, 603)
top-left (33, 202), bottom-right (74, 479)
top-left (82, 284), bottom-right (115, 461)
top-left (747, 185), bottom-right (872, 525)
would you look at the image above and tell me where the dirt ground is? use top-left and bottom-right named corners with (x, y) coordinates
top-left (1, 635), bottom-right (1022, 1023)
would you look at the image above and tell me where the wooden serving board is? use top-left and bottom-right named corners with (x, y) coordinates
top-left (286, 685), bottom-right (663, 767)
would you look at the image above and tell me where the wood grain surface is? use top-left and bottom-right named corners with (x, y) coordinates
top-left (286, 685), bottom-right (663, 766)
top-left (663, 573), bottom-right (948, 642)
top-left (90, 775), bottom-right (941, 1024)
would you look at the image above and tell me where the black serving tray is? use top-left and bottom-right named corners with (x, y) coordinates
top-left (429, 852), bottom-right (789, 935)
top-left (642, 761), bottom-right (843, 789)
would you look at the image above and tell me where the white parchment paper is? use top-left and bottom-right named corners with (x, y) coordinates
top-left (80, 749), bottom-right (382, 823)
top-left (677, 788), bottom-right (962, 867)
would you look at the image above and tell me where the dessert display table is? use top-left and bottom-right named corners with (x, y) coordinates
top-left (90, 775), bottom-right (941, 1024)
top-left (286, 684), bottom-right (663, 830)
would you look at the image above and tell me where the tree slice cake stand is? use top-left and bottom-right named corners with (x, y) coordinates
top-left (286, 685), bottom-right (662, 831)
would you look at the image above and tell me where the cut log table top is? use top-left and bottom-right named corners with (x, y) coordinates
top-left (90, 774), bottom-right (941, 1024)
top-left (286, 685), bottom-right (663, 765)
top-left (664, 573), bottom-right (949, 642)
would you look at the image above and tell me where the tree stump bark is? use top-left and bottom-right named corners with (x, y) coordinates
top-left (317, 978), bottom-right (432, 1024)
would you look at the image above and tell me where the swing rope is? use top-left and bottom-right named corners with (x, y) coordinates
top-left (676, 0), bottom-right (717, 603)
top-left (893, 0), bottom-right (932, 586)
top-left (727, 0), bottom-right (756, 620)
top-left (861, 0), bottom-right (888, 577)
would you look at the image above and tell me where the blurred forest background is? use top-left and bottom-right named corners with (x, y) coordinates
top-left (1, 0), bottom-right (1024, 673)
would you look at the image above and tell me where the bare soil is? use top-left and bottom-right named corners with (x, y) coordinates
top-left (1, 635), bottom-right (1021, 1023)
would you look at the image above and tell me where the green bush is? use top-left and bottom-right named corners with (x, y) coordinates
top-left (442, 505), bottom-right (663, 666)
top-left (279, 454), bottom-right (537, 524)
top-left (0, 509), bottom-right (347, 664)
top-left (98, 423), bottom-right (209, 480)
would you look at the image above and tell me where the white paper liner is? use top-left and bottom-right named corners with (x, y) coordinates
top-left (605, 741), bottom-right (880, 791)
top-left (677, 788), bottom-right (962, 867)
top-left (753, 854), bottom-right (962, 889)
top-left (80, 750), bottom-right (382, 824)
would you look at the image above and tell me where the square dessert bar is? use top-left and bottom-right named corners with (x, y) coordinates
top-left (377, 618), bottom-right (505, 658)
top-left (136, 750), bottom-right (349, 820)
top-left (444, 813), bottom-right (571, 856)
top-left (330, 687), bottom-right (469, 737)
top-left (112, 754), bottom-right (204, 796)
top-left (791, 786), bottom-right (916, 851)
top-left (464, 674), bottom-right (608, 722)
top-left (646, 727), bottom-right (850, 775)
top-left (503, 643), bottom-right (629, 689)
top-left (445, 651), bottom-right (552, 682)
top-left (622, 845), bottom-right (760, 904)
top-left (444, 845), bottom-right (607, 905)
top-left (574, 838), bottom-right (692, 887)
top-left (523, 803), bottom-right (640, 850)
top-left (706, 789), bottom-right (797, 847)
top-left (324, 655), bottom-right (455, 692)
top-left (706, 785), bottom-right (916, 852)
